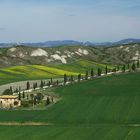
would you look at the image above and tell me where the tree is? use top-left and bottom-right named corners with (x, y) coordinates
top-left (48, 81), bottom-right (51, 87)
top-left (40, 80), bottom-right (44, 88)
top-left (10, 86), bottom-right (13, 94)
top-left (30, 94), bottom-right (34, 110)
top-left (18, 92), bottom-right (21, 100)
top-left (46, 97), bottom-right (51, 105)
top-left (36, 93), bottom-right (44, 101)
top-left (19, 86), bottom-right (21, 93)
top-left (127, 64), bottom-right (130, 70)
top-left (50, 78), bottom-right (53, 84)
top-left (64, 74), bottom-right (67, 85)
top-left (122, 65), bottom-right (126, 72)
top-left (30, 94), bottom-right (34, 100)
top-left (97, 68), bottom-right (102, 76)
top-left (2, 88), bottom-right (13, 95)
top-left (34, 96), bottom-right (37, 105)
top-left (105, 66), bottom-right (108, 74)
top-left (117, 66), bottom-right (120, 71)
top-left (85, 70), bottom-right (88, 80)
top-left (91, 68), bottom-right (94, 79)
top-left (132, 63), bottom-right (136, 71)
top-left (51, 97), bottom-right (54, 103)
top-left (70, 75), bottom-right (74, 84)
top-left (27, 95), bottom-right (29, 100)
top-left (26, 81), bottom-right (30, 90)
top-left (137, 60), bottom-right (140, 68)
top-left (15, 88), bottom-right (18, 93)
top-left (112, 67), bottom-right (116, 73)
top-left (56, 80), bottom-right (59, 86)
top-left (33, 82), bottom-right (37, 90)
top-left (78, 74), bottom-right (81, 82)
top-left (23, 91), bottom-right (25, 99)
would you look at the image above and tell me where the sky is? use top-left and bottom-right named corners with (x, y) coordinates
top-left (0, 0), bottom-right (140, 43)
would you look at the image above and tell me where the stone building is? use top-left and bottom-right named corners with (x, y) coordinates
top-left (0, 95), bottom-right (21, 108)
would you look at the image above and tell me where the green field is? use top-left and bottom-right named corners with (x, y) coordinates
top-left (0, 65), bottom-right (78, 85)
top-left (0, 72), bottom-right (140, 139)
top-left (0, 60), bottom-right (114, 85)
top-left (50, 59), bottom-right (114, 73)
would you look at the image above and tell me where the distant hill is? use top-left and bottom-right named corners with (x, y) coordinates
top-left (0, 38), bottom-right (140, 48)
top-left (0, 43), bottom-right (139, 68)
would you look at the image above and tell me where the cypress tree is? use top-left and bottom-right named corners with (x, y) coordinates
top-left (122, 65), bottom-right (126, 72)
top-left (23, 91), bottom-right (25, 99)
top-left (78, 74), bottom-right (81, 82)
top-left (127, 64), bottom-right (130, 70)
top-left (26, 81), bottom-right (30, 90)
top-left (70, 75), bottom-right (74, 84)
top-left (64, 74), bottom-right (67, 85)
top-left (137, 60), bottom-right (140, 68)
top-left (50, 78), bottom-right (53, 84)
top-left (18, 92), bottom-right (21, 100)
top-left (132, 63), bottom-right (136, 71)
top-left (105, 66), bottom-right (108, 74)
top-left (40, 80), bottom-right (44, 88)
top-left (91, 68), bottom-right (94, 79)
top-left (56, 80), bottom-right (59, 86)
top-left (10, 86), bottom-right (13, 94)
top-left (117, 66), bottom-right (120, 71)
top-left (51, 97), bottom-right (54, 103)
top-left (97, 68), bottom-right (102, 76)
top-left (48, 81), bottom-right (51, 87)
top-left (46, 97), bottom-right (51, 105)
top-left (27, 94), bottom-right (29, 100)
top-left (33, 83), bottom-right (36, 90)
top-left (85, 70), bottom-right (88, 80)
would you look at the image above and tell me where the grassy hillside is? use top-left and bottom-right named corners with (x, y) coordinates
top-left (51, 59), bottom-right (114, 74)
top-left (0, 60), bottom-right (114, 85)
top-left (0, 65), bottom-right (79, 85)
top-left (0, 72), bottom-right (140, 139)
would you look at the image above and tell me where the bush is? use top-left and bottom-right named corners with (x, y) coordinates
top-left (21, 101), bottom-right (30, 107)
top-left (2, 89), bottom-right (13, 95)
top-left (14, 101), bottom-right (19, 106)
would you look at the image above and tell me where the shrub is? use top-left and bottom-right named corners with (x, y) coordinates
top-left (21, 101), bottom-right (30, 107)
top-left (14, 101), bottom-right (19, 106)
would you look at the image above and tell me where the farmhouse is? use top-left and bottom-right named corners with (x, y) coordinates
top-left (0, 95), bottom-right (21, 108)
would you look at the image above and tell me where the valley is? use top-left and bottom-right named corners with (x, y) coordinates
top-left (0, 43), bottom-right (139, 140)
top-left (0, 72), bottom-right (140, 139)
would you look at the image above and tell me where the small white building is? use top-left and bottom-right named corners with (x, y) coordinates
top-left (0, 95), bottom-right (21, 108)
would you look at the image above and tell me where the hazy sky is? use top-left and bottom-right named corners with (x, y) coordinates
top-left (0, 0), bottom-right (140, 42)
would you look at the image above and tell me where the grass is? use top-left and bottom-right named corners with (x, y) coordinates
top-left (0, 65), bottom-right (79, 85)
top-left (0, 72), bottom-right (140, 139)
top-left (50, 59), bottom-right (114, 74)
top-left (0, 60), bottom-right (115, 85)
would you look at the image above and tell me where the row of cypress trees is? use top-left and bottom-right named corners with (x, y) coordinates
top-left (6, 60), bottom-right (140, 97)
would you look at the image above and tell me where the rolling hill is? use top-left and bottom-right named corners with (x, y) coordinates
top-left (0, 43), bottom-right (139, 68)
top-left (0, 60), bottom-right (113, 85)
top-left (0, 65), bottom-right (77, 85)
top-left (0, 72), bottom-right (140, 139)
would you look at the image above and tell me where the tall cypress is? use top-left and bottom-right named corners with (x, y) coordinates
top-left (97, 68), bottom-right (102, 76)
top-left (85, 70), bottom-right (88, 80)
top-left (70, 75), bottom-right (74, 84)
top-left (91, 68), bottom-right (94, 79)
top-left (26, 81), bottom-right (30, 90)
top-left (122, 65), bottom-right (126, 72)
top-left (78, 74), bottom-right (81, 82)
top-left (137, 60), bottom-right (140, 68)
top-left (132, 63), bottom-right (136, 71)
top-left (105, 66), bottom-right (108, 74)
top-left (64, 74), bottom-right (67, 85)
